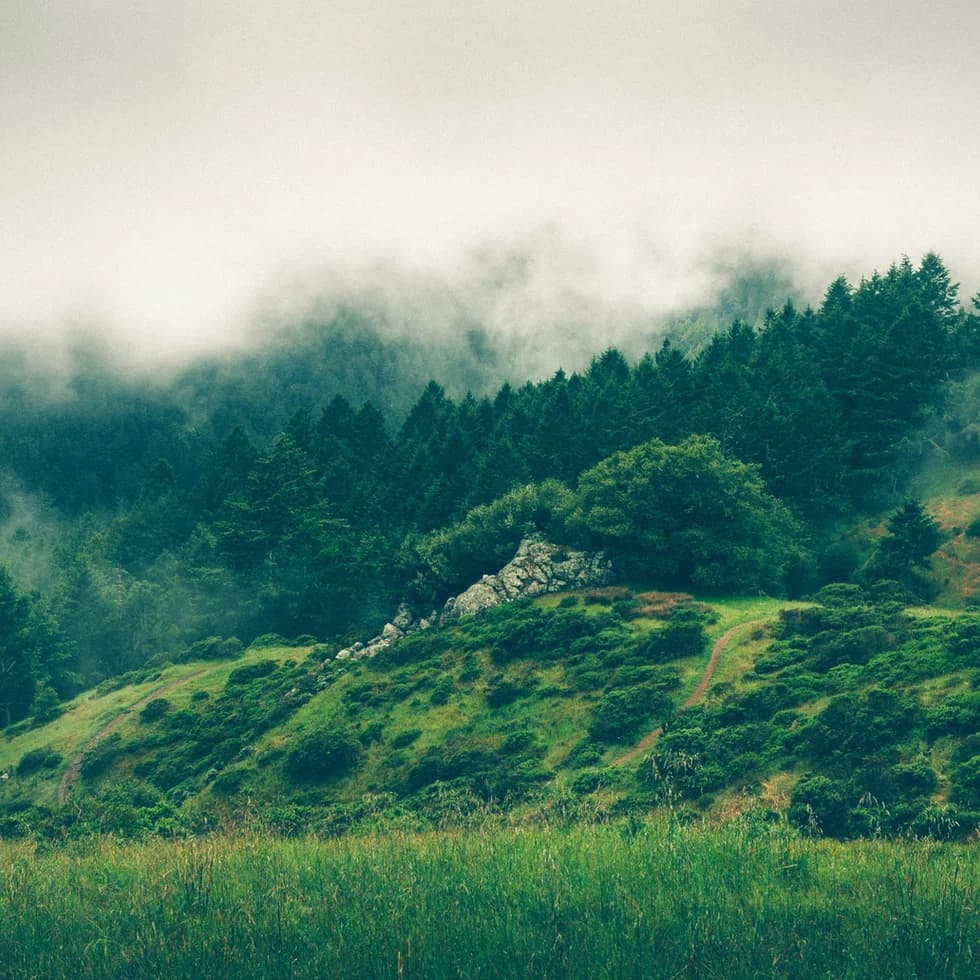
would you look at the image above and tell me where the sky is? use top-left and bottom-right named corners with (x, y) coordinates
top-left (2, 0), bottom-right (979, 362)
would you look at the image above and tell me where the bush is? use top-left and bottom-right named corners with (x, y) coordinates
top-left (965, 517), bottom-right (980, 539)
top-left (15, 747), bottom-right (62, 777)
top-left (285, 729), bottom-right (361, 782)
top-left (486, 677), bottom-right (522, 708)
top-left (811, 583), bottom-right (866, 607)
top-left (788, 773), bottom-right (851, 837)
top-left (227, 660), bottom-right (278, 686)
top-left (588, 688), bottom-right (663, 742)
top-left (139, 698), bottom-right (172, 723)
top-left (79, 734), bottom-right (124, 780)
top-left (391, 728), bottom-right (422, 749)
top-left (565, 739), bottom-right (604, 768)
top-left (212, 766), bottom-right (252, 795)
top-left (250, 633), bottom-right (294, 648)
top-left (635, 608), bottom-right (706, 663)
top-left (429, 678), bottom-right (454, 705)
top-left (359, 722), bottom-right (386, 746)
top-left (181, 636), bottom-right (245, 662)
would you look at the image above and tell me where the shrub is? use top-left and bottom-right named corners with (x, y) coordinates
top-left (565, 739), bottom-right (604, 768)
top-left (181, 636), bottom-right (245, 662)
top-left (486, 677), bottom-right (522, 708)
top-left (889, 761), bottom-right (938, 798)
top-left (285, 729), bottom-right (361, 782)
top-left (391, 728), bottom-right (422, 749)
top-left (965, 517), bottom-right (980, 539)
top-left (588, 688), bottom-right (663, 742)
top-left (429, 678), bottom-right (454, 705)
top-left (501, 730), bottom-right (540, 756)
top-left (249, 633), bottom-right (290, 648)
top-left (635, 608), bottom-right (706, 663)
top-left (811, 583), bottom-right (866, 607)
top-left (359, 722), bottom-right (386, 746)
top-left (212, 766), bottom-right (252, 795)
top-left (227, 660), bottom-right (278, 686)
top-left (15, 747), bottom-right (62, 777)
top-left (788, 773), bottom-right (851, 837)
top-left (139, 698), bottom-right (172, 723)
top-left (80, 735), bottom-right (124, 780)
top-left (571, 768), bottom-right (615, 794)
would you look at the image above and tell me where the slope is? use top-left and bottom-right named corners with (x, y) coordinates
top-left (2, 585), bottom-right (976, 841)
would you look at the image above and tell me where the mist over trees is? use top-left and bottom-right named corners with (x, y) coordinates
top-left (0, 252), bottom-right (977, 723)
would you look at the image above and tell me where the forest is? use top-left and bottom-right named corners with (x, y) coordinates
top-left (1, 253), bottom-right (978, 728)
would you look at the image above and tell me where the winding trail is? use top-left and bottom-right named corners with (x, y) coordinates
top-left (611, 619), bottom-right (765, 768)
top-left (58, 667), bottom-right (212, 806)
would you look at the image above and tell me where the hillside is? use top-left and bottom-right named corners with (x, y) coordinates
top-left (3, 583), bottom-right (977, 841)
top-left (0, 252), bottom-right (979, 845)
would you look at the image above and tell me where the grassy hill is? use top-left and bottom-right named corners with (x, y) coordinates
top-left (3, 585), bottom-right (977, 841)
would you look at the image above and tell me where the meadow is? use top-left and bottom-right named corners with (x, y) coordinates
top-left (1, 818), bottom-right (975, 979)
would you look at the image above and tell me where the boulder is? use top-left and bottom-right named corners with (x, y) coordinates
top-left (440, 538), bottom-right (614, 623)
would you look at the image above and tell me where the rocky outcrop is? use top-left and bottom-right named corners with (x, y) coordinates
top-left (333, 604), bottom-right (434, 662)
top-left (327, 538), bottom-right (615, 663)
top-left (440, 538), bottom-right (614, 622)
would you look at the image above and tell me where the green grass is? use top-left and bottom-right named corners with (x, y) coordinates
top-left (0, 820), bottom-right (975, 979)
top-left (0, 645), bottom-right (300, 806)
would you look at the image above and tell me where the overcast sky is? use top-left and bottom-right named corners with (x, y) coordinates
top-left (2, 1), bottom-right (978, 360)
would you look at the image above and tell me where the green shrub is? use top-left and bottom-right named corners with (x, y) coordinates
top-left (15, 747), bottom-right (62, 777)
top-left (139, 698), bottom-right (172, 723)
top-left (250, 633), bottom-right (290, 648)
top-left (429, 678), bottom-right (454, 705)
top-left (635, 608), bottom-right (706, 663)
top-left (570, 768), bottom-right (615, 794)
top-left (486, 677), bottom-right (521, 708)
top-left (391, 728), bottom-right (422, 749)
top-left (811, 583), bottom-right (866, 607)
top-left (285, 729), bottom-right (361, 782)
top-left (181, 636), bottom-right (245, 662)
top-left (227, 660), bottom-right (278, 686)
top-left (211, 766), bottom-right (252, 795)
top-left (588, 688), bottom-right (663, 742)
top-left (359, 722), bottom-right (386, 746)
top-left (80, 735), bottom-right (124, 781)
top-left (788, 773), bottom-right (851, 837)
top-left (501, 730), bottom-right (539, 756)
top-left (565, 740), bottom-right (604, 768)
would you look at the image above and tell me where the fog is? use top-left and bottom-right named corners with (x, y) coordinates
top-left (2, 1), bottom-right (978, 363)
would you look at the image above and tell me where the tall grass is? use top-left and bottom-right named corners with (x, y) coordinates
top-left (0, 819), bottom-right (975, 978)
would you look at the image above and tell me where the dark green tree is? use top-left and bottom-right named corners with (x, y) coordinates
top-left (562, 434), bottom-right (802, 592)
top-left (867, 500), bottom-right (942, 596)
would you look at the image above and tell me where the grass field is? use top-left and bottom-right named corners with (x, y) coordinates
top-left (1, 819), bottom-right (976, 979)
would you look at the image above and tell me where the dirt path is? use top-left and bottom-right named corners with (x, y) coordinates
top-left (58, 667), bottom-right (212, 806)
top-left (611, 620), bottom-right (764, 768)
